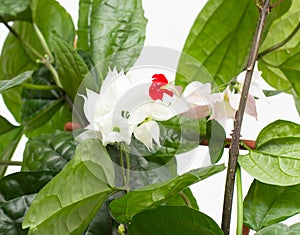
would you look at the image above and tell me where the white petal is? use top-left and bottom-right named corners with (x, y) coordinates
top-left (182, 105), bottom-right (210, 119)
top-left (134, 121), bottom-right (160, 150)
top-left (183, 82), bottom-right (211, 106)
top-left (80, 89), bottom-right (100, 125)
top-left (245, 95), bottom-right (258, 119)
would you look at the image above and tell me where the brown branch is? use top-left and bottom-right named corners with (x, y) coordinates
top-left (200, 138), bottom-right (255, 150)
top-left (221, 1), bottom-right (272, 234)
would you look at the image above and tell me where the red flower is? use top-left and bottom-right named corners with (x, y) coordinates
top-left (149, 74), bottom-right (174, 100)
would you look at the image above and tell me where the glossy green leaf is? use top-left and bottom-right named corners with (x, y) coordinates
top-left (244, 180), bottom-right (300, 231)
top-left (0, 126), bottom-right (23, 178)
top-left (77, 0), bottom-right (147, 72)
top-left (207, 120), bottom-right (226, 164)
top-left (128, 206), bottom-right (223, 235)
top-left (21, 65), bottom-right (68, 136)
top-left (239, 120), bottom-right (300, 186)
top-left (258, 0), bottom-right (300, 93)
top-left (0, 71), bottom-right (33, 93)
top-left (51, 35), bottom-right (89, 100)
top-left (110, 164), bottom-right (225, 223)
top-left (23, 139), bottom-right (119, 235)
top-left (176, 0), bottom-right (258, 87)
top-left (0, 0), bottom-right (31, 22)
top-left (255, 223), bottom-right (300, 235)
top-left (30, 0), bottom-right (75, 46)
top-left (0, 172), bottom-right (57, 235)
top-left (22, 131), bottom-right (76, 172)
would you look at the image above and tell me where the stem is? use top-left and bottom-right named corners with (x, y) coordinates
top-left (178, 191), bottom-right (192, 208)
top-left (271, 0), bottom-right (286, 8)
top-left (32, 23), bottom-right (54, 62)
top-left (0, 160), bottom-right (23, 166)
top-left (258, 22), bottom-right (300, 58)
top-left (236, 165), bottom-right (243, 235)
top-left (22, 83), bottom-right (62, 91)
top-left (221, 1), bottom-right (271, 234)
top-left (119, 146), bottom-right (128, 192)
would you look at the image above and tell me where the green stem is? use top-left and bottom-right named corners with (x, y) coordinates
top-left (258, 22), bottom-right (300, 58)
top-left (33, 23), bottom-right (54, 62)
top-left (22, 83), bottom-right (62, 91)
top-left (0, 160), bottom-right (23, 166)
top-left (178, 191), bottom-right (192, 208)
top-left (44, 60), bottom-right (62, 88)
top-left (236, 165), bottom-right (243, 235)
top-left (119, 145), bottom-right (128, 192)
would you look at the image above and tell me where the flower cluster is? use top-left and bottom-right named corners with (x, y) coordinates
top-left (81, 68), bottom-right (264, 149)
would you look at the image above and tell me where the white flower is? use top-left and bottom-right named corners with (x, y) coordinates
top-left (80, 70), bottom-right (189, 150)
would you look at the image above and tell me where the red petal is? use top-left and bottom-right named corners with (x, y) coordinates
top-left (152, 74), bottom-right (168, 84)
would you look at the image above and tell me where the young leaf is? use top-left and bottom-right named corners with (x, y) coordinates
top-left (239, 120), bottom-right (300, 186)
top-left (176, 0), bottom-right (258, 87)
top-left (22, 139), bottom-right (119, 235)
top-left (77, 0), bottom-right (147, 72)
top-left (0, 0), bottom-right (31, 22)
top-left (128, 206), bottom-right (223, 235)
top-left (22, 131), bottom-right (76, 172)
top-left (109, 164), bottom-right (225, 223)
top-left (255, 223), bottom-right (300, 235)
top-left (0, 71), bottom-right (33, 93)
top-left (51, 35), bottom-right (89, 100)
top-left (244, 180), bottom-right (300, 231)
top-left (0, 171), bottom-right (57, 235)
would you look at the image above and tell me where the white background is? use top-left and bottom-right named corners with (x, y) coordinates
top-left (0, 1), bottom-right (300, 234)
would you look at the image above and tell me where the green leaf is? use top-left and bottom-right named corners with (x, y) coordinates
top-left (0, 126), bottom-right (23, 178)
top-left (0, 22), bottom-right (40, 122)
top-left (244, 180), bottom-right (300, 231)
top-left (0, 115), bottom-right (17, 135)
top-left (258, 1), bottom-right (300, 96)
top-left (260, 0), bottom-right (292, 44)
top-left (128, 206), bottom-right (223, 235)
top-left (0, 0), bottom-right (31, 22)
top-left (110, 164), bottom-right (225, 223)
top-left (23, 139), bottom-right (118, 235)
top-left (21, 65), bottom-right (69, 136)
top-left (84, 201), bottom-right (113, 235)
top-left (176, 0), bottom-right (258, 87)
top-left (30, 0), bottom-right (75, 46)
top-left (255, 223), bottom-right (300, 235)
top-left (77, 0), bottom-right (147, 72)
top-left (22, 131), bottom-right (76, 172)
top-left (51, 35), bottom-right (89, 100)
top-left (0, 171), bottom-right (57, 235)
top-left (239, 120), bottom-right (300, 186)
top-left (207, 120), bottom-right (226, 164)
top-left (165, 188), bottom-right (199, 210)
top-left (0, 71), bottom-right (33, 93)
